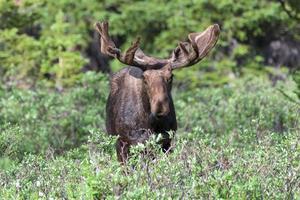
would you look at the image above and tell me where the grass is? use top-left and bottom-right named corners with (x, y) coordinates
top-left (0, 73), bottom-right (299, 199)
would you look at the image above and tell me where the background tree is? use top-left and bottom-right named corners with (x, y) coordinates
top-left (0, 0), bottom-right (299, 88)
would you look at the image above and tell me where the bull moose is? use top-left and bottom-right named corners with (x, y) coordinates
top-left (95, 21), bottom-right (220, 163)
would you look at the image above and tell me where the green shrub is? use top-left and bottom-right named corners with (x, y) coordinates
top-left (294, 71), bottom-right (300, 101)
top-left (1, 77), bottom-right (299, 198)
top-left (0, 0), bottom-right (103, 88)
top-left (0, 0), bottom-right (297, 88)
top-left (0, 72), bottom-right (108, 157)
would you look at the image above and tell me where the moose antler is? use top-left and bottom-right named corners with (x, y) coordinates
top-left (95, 21), bottom-right (220, 70)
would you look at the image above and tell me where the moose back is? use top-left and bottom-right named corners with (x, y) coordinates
top-left (95, 21), bottom-right (220, 163)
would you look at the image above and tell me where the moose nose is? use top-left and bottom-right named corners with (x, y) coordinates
top-left (152, 102), bottom-right (170, 118)
top-left (150, 111), bottom-right (166, 121)
top-left (156, 110), bottom-right (168, 118)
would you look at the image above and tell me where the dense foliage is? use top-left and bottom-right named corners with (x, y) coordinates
top-left (1, 0), bottom-right (300, 199)
top-left (0, 72), bottom-right (108, 156)
top-left (0, 0), bottom-right (299, 88)
top-left (1, 73), bottom-right (300, 198)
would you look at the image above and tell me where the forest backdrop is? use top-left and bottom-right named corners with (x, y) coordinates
top-left (1, 0), bottom-right (300, 199)
top-left (1, 0), bottom-right (299, 88)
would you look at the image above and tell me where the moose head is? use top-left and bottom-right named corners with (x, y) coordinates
top-left (95, 21), bottom-right (220, 162)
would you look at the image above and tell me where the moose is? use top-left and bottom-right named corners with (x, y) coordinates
top-left (95, 21), bottom-right (220, 163)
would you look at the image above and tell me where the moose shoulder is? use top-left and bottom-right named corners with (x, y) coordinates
top-left (95, 21), bottom-right (220, 163)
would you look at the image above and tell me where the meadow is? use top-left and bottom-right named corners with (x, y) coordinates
top-left (1, 72), bottom-right (299, 199)
top-left (1, 0), bottom-right (300, 199)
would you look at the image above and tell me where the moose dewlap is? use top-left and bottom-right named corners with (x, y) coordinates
top-left (95, 21), bottom-right (220, 163)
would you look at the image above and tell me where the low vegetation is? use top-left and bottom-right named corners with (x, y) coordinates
top-left (1, 0), bottom-right (299, 198)
top-left (1, 73), bottom-right (299, 199)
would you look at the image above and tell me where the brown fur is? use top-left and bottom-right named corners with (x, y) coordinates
top-left (106, 65), bottom-right (177, 163)
top-left (98, 21), bottom-right (220, 163)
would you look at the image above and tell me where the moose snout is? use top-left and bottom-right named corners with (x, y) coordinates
top-left (151, 97), bottom-right (170, 118)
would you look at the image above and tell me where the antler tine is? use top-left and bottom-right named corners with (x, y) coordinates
top-left (95, 21), bottom-right (219, 70)
top-left (95, 22), bottom-right (120, 57)
top-left (170, 42), bottom-right (198, 69)
top-left (122, 37), bottom-right (141, 64)
top-left (170, 24), bottom-right (220, 70)
top-left (178, 42), bottom-right (190, 57)
top-left (95, 21), bottom-right (170, 69)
